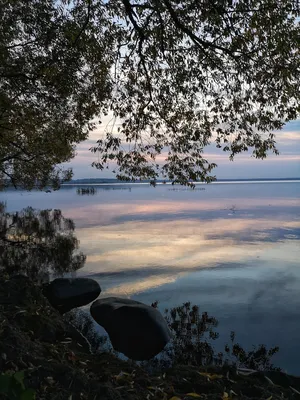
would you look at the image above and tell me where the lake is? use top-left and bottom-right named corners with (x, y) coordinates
top-left (1, 180), bottom-right (300, 373)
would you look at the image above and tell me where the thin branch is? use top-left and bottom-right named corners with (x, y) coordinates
top-left (122, 0), bottom-right (144, 36)
top-left (161, 0), bottom-right (239, 59)
top-left (73, 0), bottom-right (92, 45)
top-left (0, 169), bottom-right (17, 189)
top-left (5, 38), bottom-right (39, 50)
top-left (0, 153), bottom-right (21, 164)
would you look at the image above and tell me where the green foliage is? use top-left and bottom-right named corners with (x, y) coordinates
top-left (0, 371), bottom-right (35, 400)
top-left (1, 1), bottom-right (300, 188)
top-left (0, 203), bottom-right (85, 280)
top-left (0, 0), bottom-right (113, 190)
top-left (91, 0), bottom-right (300, 186)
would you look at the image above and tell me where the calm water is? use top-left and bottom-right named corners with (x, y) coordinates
top-left (2, 181), bottom-right (300, 373)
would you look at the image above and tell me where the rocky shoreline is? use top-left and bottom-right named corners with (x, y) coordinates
top-left (1, 273), bottom-right (300, 399)
top-left (43, 277), bottom-right (172, 361)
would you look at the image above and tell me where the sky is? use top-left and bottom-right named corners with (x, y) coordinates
top-left (66, 118), bottom-right (300, 180)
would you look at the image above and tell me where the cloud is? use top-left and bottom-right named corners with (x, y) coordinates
top-left (63, 197), bottom-right (300, 228)
top-left (100, 274), bottom-right (179, 297)
top-left (277, 131), bottom-right (300, 142)
top-left (201, 152), bottom-right (300, 163)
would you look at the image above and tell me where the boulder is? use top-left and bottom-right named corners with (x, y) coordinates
top-left (44, 278), bottom-right (101, 314)
top-left (90, 297), bottom-right (171, 360)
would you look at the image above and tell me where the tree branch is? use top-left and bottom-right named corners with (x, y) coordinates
top-left (161, 0), bottom-right (239, 59)
top-left (5, 39), bottom-right (39, 50)
top-left (0, 153), bottom-right (21, 164)
top-left (73, 0), bottom-right (92, 45)
top-left (0, 169), bottom-right (17, 189)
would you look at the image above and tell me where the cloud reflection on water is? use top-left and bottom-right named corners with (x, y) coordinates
top-left (69, 194), bottom-right (300, 296)
top-left (5, 183), bottom-right (299, 372)
top-left (68, 197), bottom-right (300, 228)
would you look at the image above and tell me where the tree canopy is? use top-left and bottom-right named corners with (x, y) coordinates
top-left (1, 0), bottom-right (299, 188)
top-left (0, 0), bottom-right (113, 189)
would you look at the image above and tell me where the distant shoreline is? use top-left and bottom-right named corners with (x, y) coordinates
top-left (3, 178), bottom-right (299, 191)
top-left (64, 177), bottom-right (300, 186)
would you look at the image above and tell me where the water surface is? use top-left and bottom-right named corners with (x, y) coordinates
top-left (2, 181), bottom-right (300, 373)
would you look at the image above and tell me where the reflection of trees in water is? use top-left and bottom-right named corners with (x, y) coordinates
top-left (0, 203), bottom-right (86, 281)
top-left (163, 302), bottom-right (219, 367)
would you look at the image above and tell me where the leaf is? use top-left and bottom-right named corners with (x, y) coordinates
top-left (197, 372), bottom-right (210, 379)
top-left (264, 376), bottom-right (274, 386)
top-left (265, 396), bottom-right (272, 400)
top-left (169, 397), bottom-right (181, 400)
top-left (222, 392), bottom-right (234, 400)
top-left (14, 371), bottom-right (25, 389)
top-left (197, 372), bottom-right (223, 380)
top-left (67, 351), bottom-right (76, 362)
top-left (210, 374), bottom-right (223, 380)
top-left (237, 368), bottom-right (256, 376)
top-left (21, 388), bottom-right (36, 400)
top-left (290, 386), bottom-right (300, 395)
top-left (14, 310), bottom-right (27, 316)
top-left (113, 371), bottom-right (132, 382)
top-left (45, 377), bottom-right (55, 385)
top-left (186, 393), bottom-right (201, 398)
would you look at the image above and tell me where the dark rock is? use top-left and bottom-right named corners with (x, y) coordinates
top-left (90, 297), bottom-right (171, 360)
top-left (44, 278), bottom-right (101, 314)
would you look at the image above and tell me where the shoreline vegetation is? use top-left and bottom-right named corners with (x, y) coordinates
top-left (1, 273), bottom-right (300, 400)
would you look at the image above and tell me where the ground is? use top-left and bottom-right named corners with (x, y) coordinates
top-left (0, 273), bottom-right (299, 400)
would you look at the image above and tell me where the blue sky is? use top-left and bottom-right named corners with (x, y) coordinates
top-left (67, 119), bottom-right (300, 179)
